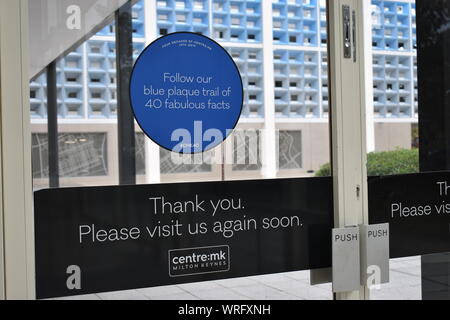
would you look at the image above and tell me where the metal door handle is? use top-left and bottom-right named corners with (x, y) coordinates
top-left (343, 5), bottom-right (351, 59)
top-left (352, 10), bottom-right (357, 62)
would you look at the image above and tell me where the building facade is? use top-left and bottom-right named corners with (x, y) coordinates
top-left (29, 0), bottom-right (417, 188)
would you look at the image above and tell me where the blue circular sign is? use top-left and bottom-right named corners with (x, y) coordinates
top-left (130, 32), bottom-right (243, 154)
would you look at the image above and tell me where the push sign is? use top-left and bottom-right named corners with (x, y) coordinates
top-left (130, 32), bottom-right (243, 154)
top-left (360, 224), bottom-right (390, 286)
top-left (332, 226), bottom-right (361, 293)
top-left (331, 224), bottom-right (390, 292)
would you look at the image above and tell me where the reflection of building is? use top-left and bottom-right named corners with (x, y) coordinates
top-left (30, 0), bottom-right (417, 187)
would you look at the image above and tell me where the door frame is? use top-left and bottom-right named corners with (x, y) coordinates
top-left (0, 0), bottom-right (35, 300)
top-left (327, 0), bottom-right (374, 299)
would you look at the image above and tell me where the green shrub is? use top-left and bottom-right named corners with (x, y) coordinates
top-left (315, 148), bottom-right (419, 177)
top-left (315, 162), bottom-right (332, 177)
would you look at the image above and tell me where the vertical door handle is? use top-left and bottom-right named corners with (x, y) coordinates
top-left (343, 5), bottom-right (357, 62)
top-left (343, 5), bottom-right (351, 59)
top-left (352, 10), bottom-right (357, 62)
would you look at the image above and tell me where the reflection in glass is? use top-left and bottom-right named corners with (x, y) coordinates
top-left (32, 133), bottom-right (108, 178)
top-left (135, 132), bottom-right (146, 176)
top-left (160, 149), bottom-right (213, 175)
top-left (278, 131), bottom-right (303, 170)
top-left (232, 130), bottom-right (262, 172)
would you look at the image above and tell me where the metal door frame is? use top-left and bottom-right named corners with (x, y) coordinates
top-left (327, 0), bottom-right (374, 300)
top-left (0, 0), bottom-right (35, 300)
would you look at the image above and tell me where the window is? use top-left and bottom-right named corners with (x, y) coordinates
top-left (68, 92), bottom-right (78, 99)
top-left (32, 133), bottom-right (108, 179)
top-left (278, 131), bottom-right (302, 170)
top-left (232, 130), bottom-right (262, 171)
top-left (91, 92), bottom-right (102, 99)
top-left (160, 149), bottom-right (212, 174)
top-left (135, 132), bottom-right (146, 176)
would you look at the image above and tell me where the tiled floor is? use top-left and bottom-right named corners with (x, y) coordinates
top-left (52, 256), bottom-right (421, 300)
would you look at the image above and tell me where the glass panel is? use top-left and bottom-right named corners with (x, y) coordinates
top-left (367, 0), bottom-right (450, 301)
top-left (370, 256), bottom-right (421, 300)
top-left (151, 0), bottom-right (332, 299)
top-left (30, 0), bottom-right (332, 300)
top-left (368, 0), bottom-right (420, 300)
top-left (30, 1), bottom-right (148, 188)
top-left (413, 0), bottom-right (450, 301)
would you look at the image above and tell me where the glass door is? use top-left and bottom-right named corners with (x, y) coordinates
top-left (16, 0), bottom-right (447, 301)
top-left (364, 0), bottom-right (421, 300)
top-left (367, 0), bottom-right (450, 300)
top-left (29, 0), bottom-right (335, 301)
top-left (26, 0), bottom-right (442, 302)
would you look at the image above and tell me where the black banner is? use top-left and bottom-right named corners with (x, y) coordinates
top-left (35, 172), bottom-right (450, 299)
top-left (368, 172), bottom-right (450, 258)
top-left (35, 177), bottom-right (333, 299)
